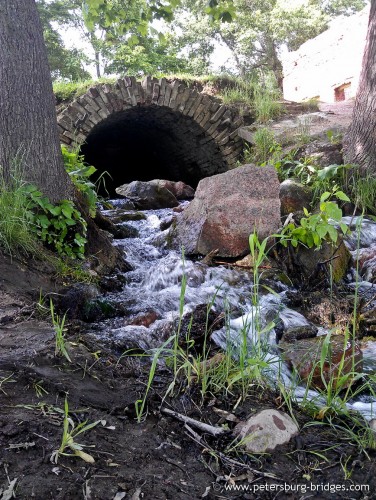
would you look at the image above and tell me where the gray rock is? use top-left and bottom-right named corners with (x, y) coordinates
top-left (295, 141), bottom-right (343, 167)
top-left (107, 210), bottom-right (146, 223)
top-left (114, 224), bottom-right (139, 239)
top-left (280, 179), bottom-right (312, 216)
top-left (160, 215), bottom-right (175, 231)
top-left (233, 409), bottom-right (299, 453)
top-left (282, 324), bottom-right (318, 343)
top-left (151, 179), bottom-right (195, 200)
top-left (171, 165), bottom-right (281, 258)
top-left (115, 180), bottom-right (179, 209)
top-left (297, 237), bottom-right (350, 282)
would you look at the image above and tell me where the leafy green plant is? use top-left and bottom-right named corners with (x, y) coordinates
top-left (0, 160), bottom-right (88, 259)
top-left (24, 184), bottom-right (87, 258)
top-left (279, 187), bottom-right (350, 249)
top-left (61, 145), bottom-right (98, 217)
top-left (50, 299), bottom-right (71, 363)
top-left (314, 163), bottom-right (352, 199)
top-left (51, 397), bottom-right (100, 464)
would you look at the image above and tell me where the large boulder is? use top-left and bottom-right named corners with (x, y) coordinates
top-left (171, 165), bottom-right (281, 258)
top-left (115, 180), bottom-right (179, 209)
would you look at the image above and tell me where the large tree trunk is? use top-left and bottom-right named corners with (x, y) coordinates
top-left (343, 1), bottom-right (376, 175)
top-left (0, 0), bottom-right (73, 203)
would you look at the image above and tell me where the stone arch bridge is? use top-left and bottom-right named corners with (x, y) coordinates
top-left (57, 76), bottom-right (245, 195)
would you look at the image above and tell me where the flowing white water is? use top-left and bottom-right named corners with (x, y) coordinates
top-left (89, 204), bottom-right (376, 420)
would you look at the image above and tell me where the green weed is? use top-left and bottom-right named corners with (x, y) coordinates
top-left (296, 116), bottom-right (313, 145)
top-left (253, 85), bottom-right (282, 123)
top-left (221, 82), bottom-right (253, 108)
top-left (251, 127), bottom-right (278, 164)
top-left (61, 146), bottom-right (98, 218)
top-left (50, 299), bottom-right (71, 363)
top-left (0, 373), bottom-right (16, 395)
top-left (301, 98), bottom-right (320, 112)
top-left (351, 171), bottom-right (376, 215)
top-left (24, 184), bottom-right (87, 259)
top-left (51, 397), bottom-right (100, 463)
top-left (32, 380), bottom-right (49, 398)
top-left (278, 187), bottom-right (350, 249)
top-left (326, 129), bottom-right (343, 145)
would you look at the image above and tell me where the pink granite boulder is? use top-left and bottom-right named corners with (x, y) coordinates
top-left (172, 165), bottom-right (281, 257)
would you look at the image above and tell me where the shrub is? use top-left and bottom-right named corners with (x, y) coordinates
top-left (278, 188), bottom-right (350, 249)
top-left (61, 146), bottom-right (98, 217)
top-left (0, 166), bottom-right (87, 259)
top-left (24, 184), bottom-right (87, 259)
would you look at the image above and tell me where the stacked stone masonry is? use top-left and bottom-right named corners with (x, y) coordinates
top-left (57, 76), bottom-right (244, 173)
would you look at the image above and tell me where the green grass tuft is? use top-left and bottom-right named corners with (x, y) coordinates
top-left (0, 168), bottom-right (39, 257)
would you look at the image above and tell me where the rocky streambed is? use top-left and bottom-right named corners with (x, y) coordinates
top-left (2, 172), bottom-right (376, 498)
top-left (85, 181), bottom-right (376, 422)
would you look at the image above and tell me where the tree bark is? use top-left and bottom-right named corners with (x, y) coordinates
top-left (0, 0), bottom-right (73, 202)
top-left (343, 0), bottom-right (376, 175)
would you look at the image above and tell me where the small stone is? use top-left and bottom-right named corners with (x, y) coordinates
top-left (107, 210), bottom-right (146, 223)
top-left (233, 409), bottom-right (298, 453)
top-left (280, 179), bottom-right (312, 216)
top-left (152, 179), bottom-right (195, 200)
top-left (129, 310), bottom-right (160, 327)
top-left (282, 324), bottom-right (318, 343)
top-left (172, 205), bottom-right (185, 213)
top-left (160, 216), bottom-right (175, 231)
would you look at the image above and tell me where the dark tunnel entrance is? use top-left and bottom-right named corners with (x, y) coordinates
top-left (80, 106), bottom-right (229, 197)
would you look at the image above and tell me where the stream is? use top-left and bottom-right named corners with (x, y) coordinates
top-left (87, 202), bottom-right (376, 421)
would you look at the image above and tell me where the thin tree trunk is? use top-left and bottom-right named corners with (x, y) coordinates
top-left (343, 0), bottom-right (376, 175)
top-left (95, 51), bottom-right (101, 78)
top-left (0, 0), bottom-right (73, 203)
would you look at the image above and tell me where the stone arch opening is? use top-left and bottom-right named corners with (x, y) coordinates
top-left (80, 105), bottom-right (228, 196)
top-left (57, 76), bottom-right (244, 197)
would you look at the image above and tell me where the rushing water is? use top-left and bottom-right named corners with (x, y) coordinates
top-left (88, 204), bottom-right (376, 420)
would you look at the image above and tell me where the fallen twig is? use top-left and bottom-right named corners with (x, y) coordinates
top-left (161, 407), bottom-right (228, 437)
top-left (184, 423), bottom-right (281, 481)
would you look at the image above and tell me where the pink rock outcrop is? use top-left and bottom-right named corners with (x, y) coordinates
top-left (172, 165), bottom-right (281, 257)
